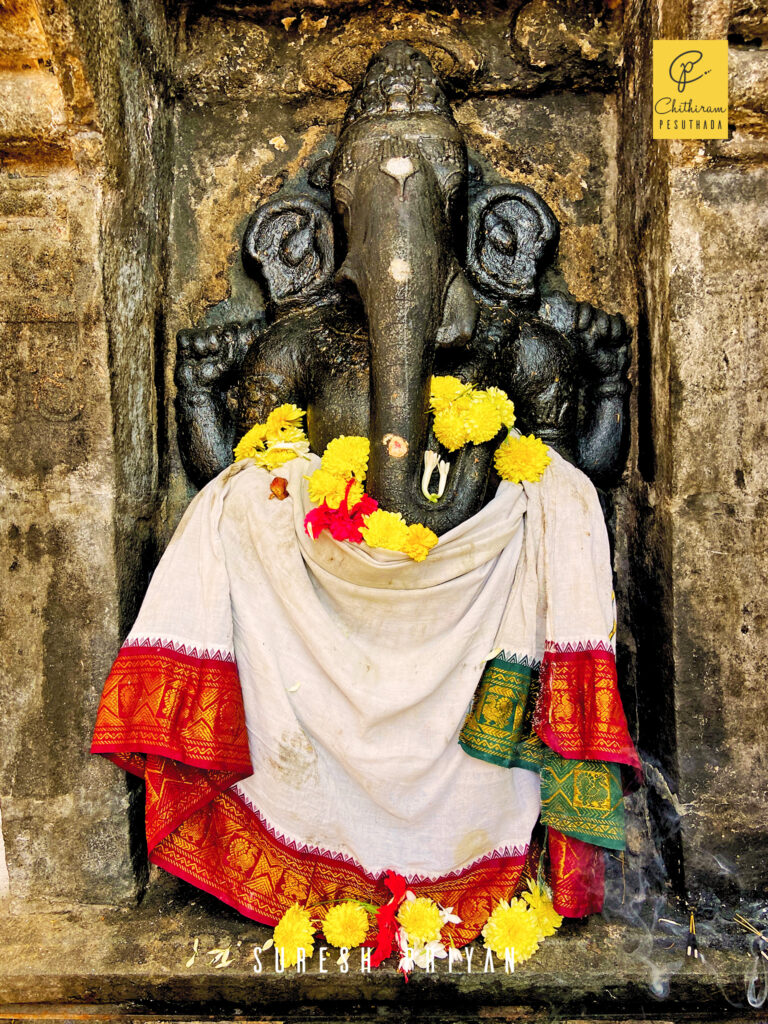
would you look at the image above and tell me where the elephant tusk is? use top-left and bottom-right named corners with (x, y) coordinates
top-left (421, 451), bottom-right (451, 502)
top-left (421, 450), bottom-right (440, 501)
top-left (437, 458), bottom-right (450, 497)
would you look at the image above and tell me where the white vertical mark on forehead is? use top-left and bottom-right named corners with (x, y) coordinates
top-left (382, 156), bottom-right (414, 180)
top-left (381, 156), bottom-right (415, 200)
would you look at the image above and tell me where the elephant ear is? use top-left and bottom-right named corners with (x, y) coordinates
top-left (243, 195), bottom-right (334, 306)
top-left (466, 185), bottom-right (559, 303)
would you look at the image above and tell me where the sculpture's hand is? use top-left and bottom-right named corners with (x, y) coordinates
top-left (175, 320), bottom-right (261, 489)
top-left (574, 302), bottom-right (630, 393)
top-left (176, 322), bottom-right (256, 398)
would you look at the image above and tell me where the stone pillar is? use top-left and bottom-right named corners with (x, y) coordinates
top-left (618, 0), bottom-right (768, 901)
top-left (0, 0), bottom-right (172, 905)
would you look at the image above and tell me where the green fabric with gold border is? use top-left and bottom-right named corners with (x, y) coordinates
top-left (459, 655), bottom-right (625, 850)
top-left (459, 656), bottom-right (533, 767)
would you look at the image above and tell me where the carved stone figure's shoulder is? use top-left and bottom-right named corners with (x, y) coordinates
top-left (508, 315), bottom-right (579, 454)
top-left (511, 314), bottom-right (578, 384)
top-left (239, 300), bottom-right (363, 377)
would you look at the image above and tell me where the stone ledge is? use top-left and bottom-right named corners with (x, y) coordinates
top-left (0, 891), bottom-right (759, 1018)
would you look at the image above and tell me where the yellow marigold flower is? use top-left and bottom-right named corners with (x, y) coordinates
top-left (402, 523), bottom-right (439, 562)
top-left (482, 898), bottom-right (540, 964)
top-left (494, 433), bottom-right (551, 484)
top-left (486, 386), bottom-right (516, 428)
top-left (323, 902), bottom-right (369, 948)
top-left (307, 468), bottom-right (364, 509)
top-left (465, 393), bottom-right (503, 445)
top-left (322, 436), bottom-right (370, 481)
top-left (397, 897), bottom-right (443, 945)
top-left (265, 403), bottom-right (306, 441)
top-left (360, 509), bottom-right (410, 551)
top-left (452, 390), bottom-right (476, 416)
top-left (521, 881), bottom-right (562, 940)
top-left (267, 423), bottom-right (307, 446)
top-left (433, 406), bottom-right (471, 452)
top-left (430, 375), bottom-right (469, 412)
top-left (233, 423), bottom-right (267, 461)
top-left (273, 903), bottom-right (315, 968)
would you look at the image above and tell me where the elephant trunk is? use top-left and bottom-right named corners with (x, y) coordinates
top-left (338, 155), bottom-right (476, 519)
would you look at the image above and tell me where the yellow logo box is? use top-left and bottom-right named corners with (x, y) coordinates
top-left (653, 40), bottom-right (728, 139)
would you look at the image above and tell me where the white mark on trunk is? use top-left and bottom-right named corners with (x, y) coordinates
top-left (0, 802), bottom-right (10, 896)
top-left (388, 257), bottom-right (412, 283)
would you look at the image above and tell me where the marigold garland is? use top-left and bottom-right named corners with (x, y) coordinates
top-left (481, 881), bottom-right (562, 966)
top-left (402, 522), bottom-right (440, 563)
top-left (521, 880), bottom-right (563, 939)
top-left (321, 435), bottom-right (370, 480)
top-left (429, 376), bottom-right (515, 452)
top-left (481, 897), bottom-right (541, 964)
top-left (239, 385), bottom-right (550, 564)
top-left (273, 903), bottom-right (316, 968)
top-left (464, 393), bottom-right (504, 444)
top-left (486, 386), bottom-right (517, 429)
top-left (429, 374), bottom-right (468, 411)
top-left (433, 405), bottom-right (471, 451)
top-left (263, 883), bottom-right (559, 974)
top-left (234, 403), bottom-right (310, 470)
top-left (265, 403), bottom-right (305, 440)
top-left (307, 467), bottom-right (365, 510)
top-left (304, 438), bottom-right (439, 561)
top-left (358, 508), bottom-right (410, 551)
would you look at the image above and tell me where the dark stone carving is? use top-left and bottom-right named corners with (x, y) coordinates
top-left (242, 196), bottom-right (335, 307)
top-left (176, 41), bottom-right (630, 531)
top-left (466, 185), bottom-right (558, 303)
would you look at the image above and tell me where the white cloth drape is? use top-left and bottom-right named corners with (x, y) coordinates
top-left (126, 449), bottom-right (614, 879)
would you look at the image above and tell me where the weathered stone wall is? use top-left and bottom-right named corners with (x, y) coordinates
top-left (618, 0), bottom-right (768, 901)
top-left (0, 0), bottom-right (173, 903)
top-left (0, 0), bottom-right (766, 920)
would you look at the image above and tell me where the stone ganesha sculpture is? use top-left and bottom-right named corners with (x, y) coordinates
top-left (176, 42), bottom-right (630, 533)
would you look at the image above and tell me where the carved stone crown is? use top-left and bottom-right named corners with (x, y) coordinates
top-left (341, 40), bottom-right (456, 132)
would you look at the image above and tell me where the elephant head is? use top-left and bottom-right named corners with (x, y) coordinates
top-left (241, 43), bottom-right (565, 530)
top-left (330, 42), bottom-right (478, 519)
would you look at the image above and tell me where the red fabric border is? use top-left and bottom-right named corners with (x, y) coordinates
top-left (535, 646), bottom-right (641, 773)
top-left (548, 827), bottom-right (606, 917)
top-left (150, 786), bottom-right (531, 946)
top-left (91, 644), bottom-right (253, 775)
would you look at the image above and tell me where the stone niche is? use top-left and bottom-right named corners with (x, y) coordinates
top-left (0, 0), bottom-right (767, 980)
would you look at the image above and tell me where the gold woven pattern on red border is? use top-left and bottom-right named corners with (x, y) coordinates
top-left (535, 648), bottom-right (640, 771)
top-left (92, 643), bottom-right (532, 944)
top-left (91, 645), bottom-right (252, 774)
top-left (150, 787), bottom-right (532, 948)
top-left (548, 827), bottom-right (606, 917)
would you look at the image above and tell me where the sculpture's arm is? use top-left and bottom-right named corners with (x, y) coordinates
top-left (236, 325), bottom-right (307, 441)
top-left (175, 320), bottom-right (261, 489)
top-left (501, 316), bottom-right (579, 464)
top-left (572, 301), bottom-right (630, 487)
top-left (538, 292), bottom-right (630, 486)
